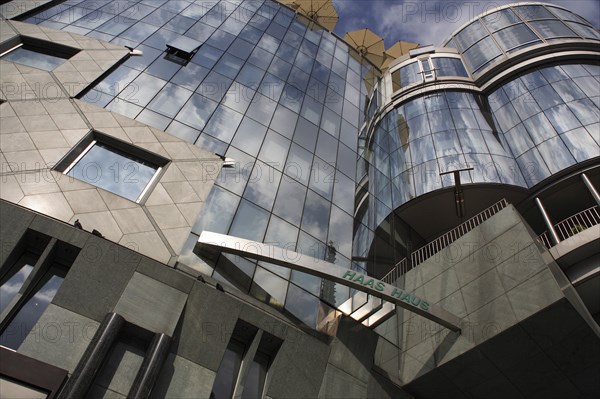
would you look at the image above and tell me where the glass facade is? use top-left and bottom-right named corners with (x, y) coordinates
top-left (26, 0), bottom-right (599, 332)
top-left (29, 0), bottom-right (377, 331)
top-left (444, 4), bottom-right (600, 74)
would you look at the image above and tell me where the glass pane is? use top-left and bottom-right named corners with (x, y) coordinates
top-left (482, 9), bottom-right (521, 32)
top-left (492, 24), bottom-right (540, 52)
top-left (537, 136), bottom-right (576, 174)
top-left (309, 158), bottom-right (335, 200)
top-left (229, 199), bottom-right (269, 242)
top-left (504, 124), bottom-right (534, 156)
top-left (560, 128), bottom-right (600, 162)
top-left (517, 147), bottom-right (551, 187)
top-left (243, 161), bottom-right (281, 211)
top-left (273, 177), bottom-right (307, 226)
top-left (210, 341), bottom-right (244, 399)
top-left (565, 22), bottom-right (600, 40)
top-left (547, 7), bottom-right (588, 23)
top-left (301, 190), bottom-right (330, 242)
top-left (514, 5), bottom-right (555, 20)
top-left (463, 36), bottom-right (502, 72)
top-left (529, 20), bottom-right (577, 39)
top-left (146, 83), bottom-right (193, 118)
top-left (68, 143), bottom-right (158, 202)
top-left (250, 267), bottom-right (287, 310)
top-left (285, 284), bottom-right (319, 328)
top-left (259, 130), bottom-right (291, 170)
top-left (0, 252), bottom-right (37, 314)
top-left (431, 58), bottom-right (468, 77)
top-left (0, 264), bottom-right (67, 350)
top-left (523, 112), bottom-right (557, 144)
top-left (203, 105), bottom-right (244, 143)
top-left (121, 73), bottom-right (167, 107)
top-left (2, 46), bottom-right (68, 71)
top-left (241, 353), bottom-right (269, 399)
top-left (192, 186), bottom-right (240, 235)
top-left (544, 104), bottom-right (582, 133)
top-left (264, 215), bottom-right (299, 253)
top-left (231, 117), bottom-right (268, 157)
top-left (395, 62), bottom-right (421, 90)
top-left (454, 20), bottom-right (489, 51)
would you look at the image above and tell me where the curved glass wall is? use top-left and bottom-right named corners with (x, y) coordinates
top-left (489, 63), bottom-right (600, 186)
top-left (362, 61), bottom-right (599, 264)
top-left (444, 4), bottom-right (600, 74)
top-left (29, 0), bottom-right (378, 332)
top-left (364, 90), bottom-right (519, 230)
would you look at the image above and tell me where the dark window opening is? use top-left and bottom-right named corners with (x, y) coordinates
top-left (165, 36), bottom-right (202, 65)
top-left (0, 236), bottom-right (79, 350)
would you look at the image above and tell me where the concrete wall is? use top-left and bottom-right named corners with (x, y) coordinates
top-left (1, 201), bottom-right (414, 398)
top-left (374, 205), bottom-right (566, 383)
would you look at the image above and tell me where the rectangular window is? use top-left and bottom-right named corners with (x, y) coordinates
top-left (211, 339), bottom-right (246, 398)
top-left (210, 320), bottom-right (282, 399)
top-left (392, 61), bottom-right (420, 91)
top-left (0, 236), bottom-right (79, 351)
top-left (56, 131), bottom-right (168, 203)
top-left (0, 38), bottom-right (79, 72)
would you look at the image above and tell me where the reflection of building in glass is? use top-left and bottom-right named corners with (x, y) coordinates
top-left (0, 1), bottom-right (598, 398)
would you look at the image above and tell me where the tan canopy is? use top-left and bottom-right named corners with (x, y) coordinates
top-left (381, 40), bottom-right (420, 69)
top-left (344, 28), bottom-right (385, 68)
top-left (279, 0), bottom-right (339, 31)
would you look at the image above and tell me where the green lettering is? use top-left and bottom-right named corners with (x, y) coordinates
top-left (342, 271), bottom-right (356, 280)
top-left (420, 301), bottom-right (430, 311)
top-left (400, 292), bottom-right (411, 303)
top-left (364, 279), bottom-right (375, 288)
top-left (375, 282), bottom-right (385, 291)
top-left (353, 274), bottom-right (365, 284)
top-left (391, 288), bottom-right (403, 298)
top-left (411, 296), bottom-right (421, 306)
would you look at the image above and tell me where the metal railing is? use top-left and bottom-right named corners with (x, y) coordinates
top-left (411, 198), bottom-right (509, 266)
top-left (381, 258), bottom-right (407, 286)
top-left (378, 199), bottom-right (510, 285)
top-left (538, 205), bottom-right (600, 249)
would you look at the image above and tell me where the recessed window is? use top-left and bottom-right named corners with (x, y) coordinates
top-left (0, 38), bottom-right (79, 72)
top-left (210, 320), bottom-right (282, 398)
top-left (0, 235), bottom-right (79, 350)
top-left (56, 132), bottom-right (168, 203)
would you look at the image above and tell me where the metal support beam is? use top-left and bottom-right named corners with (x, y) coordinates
top-left (581, 173), bottom-right (600, 208)
top-left (129, 333), bottom-right (172, 399)
top-left (197, 231), bottom-right (462, 332)
top-left (535, 197), bottom-right (560, 246)
top-left (58, 313), bottom-right (124, 399)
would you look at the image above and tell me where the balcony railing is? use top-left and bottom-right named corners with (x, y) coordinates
top-left (411, 198), bottom-right (509, 266)
top-left (538, 205), bottom-right (600, 249)
top-left (380, 199), bottom-right (510, 284)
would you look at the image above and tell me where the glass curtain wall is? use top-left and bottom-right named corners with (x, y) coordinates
top-left (29, 0), bottom-right (377, 332)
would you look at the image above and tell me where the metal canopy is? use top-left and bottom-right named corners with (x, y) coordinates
top-left (197, 231), bottom-right (462, 332)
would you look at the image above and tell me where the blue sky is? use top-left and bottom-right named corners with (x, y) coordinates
top-left (332, 0), bottom-right (600, 47)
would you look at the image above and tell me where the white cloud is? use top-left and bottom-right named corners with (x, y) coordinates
top-left (335, 0), bottom-right (599, 47)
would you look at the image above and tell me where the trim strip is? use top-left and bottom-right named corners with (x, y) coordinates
top-left (197, 231), bottom-right (462, 332)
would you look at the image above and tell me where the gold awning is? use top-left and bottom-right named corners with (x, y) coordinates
top-left (381, 40), bottom-right (420, 70)
top-left (344, 29), bottom-right (385, 68)
top-left (280, 0), bottom-right (339, 31)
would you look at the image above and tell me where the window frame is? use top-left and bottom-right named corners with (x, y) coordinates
top-left (55, 131), bottom-right (169, 204)
top-left (0, 234), bottom-right (80, 351)
top-left (0, 36), bottom-right (79, 72)
top-left (390, 54), bottom-right (471, 93)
